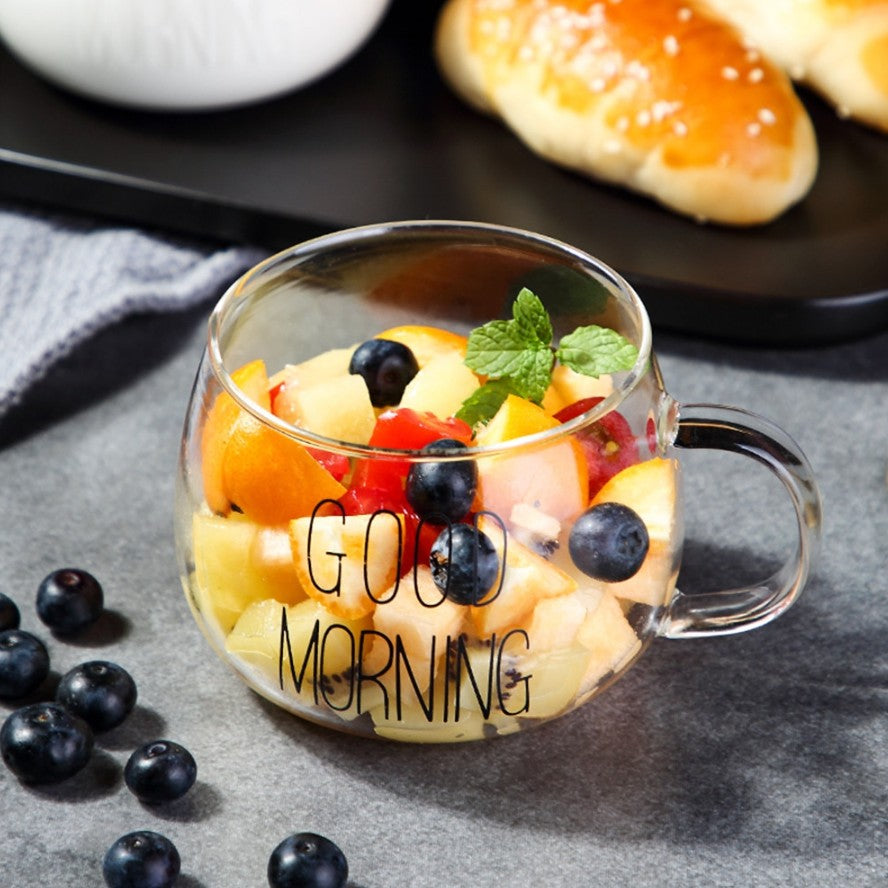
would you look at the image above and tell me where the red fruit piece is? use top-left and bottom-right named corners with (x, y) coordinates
top-left (352, 407), bottom-right (474, 493)
top-left (339, 409), bottom-right (475, 574)
top-left (555, 397), bottom-right (639, 499)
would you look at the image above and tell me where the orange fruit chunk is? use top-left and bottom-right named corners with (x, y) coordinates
top-left (201, 359), bottom-right (271, 515)
top-left (223, 414), bottom-right (346, 524)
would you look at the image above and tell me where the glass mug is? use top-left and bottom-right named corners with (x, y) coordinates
top-left (175, 221), bottom-right (822, 743)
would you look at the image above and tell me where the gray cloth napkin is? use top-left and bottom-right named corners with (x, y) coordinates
top-left (0, 203), bottom-right (265, 415)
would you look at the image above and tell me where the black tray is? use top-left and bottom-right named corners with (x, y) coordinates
top-left (1, 2), bottom-right (886, 345)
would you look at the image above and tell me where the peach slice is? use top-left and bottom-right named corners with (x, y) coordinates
top-left (590, 457), bottom-right (679, 543)
top-left (200, 359), bottom-right (270, 515)
top-left (475, 396), bottom-right (589, 523)
top-left (222, 413), bottom-right (347, 524)
top-left (589, 457), bottom-right (681, 606)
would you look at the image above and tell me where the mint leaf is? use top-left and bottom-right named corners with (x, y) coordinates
top-left (510, 347), bottom-right (554, 403)
top-left (455, 379), bottom-right (516, 426)
top-left (456, 289), bottom-right (638, 429)
top-left (556, 325), bottom-right (638, 377)
top-left (464, 319), bottom-right (535, 378)
top-left (512, 288), bottom-right (553, 346)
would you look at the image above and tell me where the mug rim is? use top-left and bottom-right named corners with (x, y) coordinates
top-left (206, 219), bottom-right (654, 459)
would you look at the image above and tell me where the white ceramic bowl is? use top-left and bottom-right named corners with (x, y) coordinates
top-left (0, 0), bottom-right (392, 111)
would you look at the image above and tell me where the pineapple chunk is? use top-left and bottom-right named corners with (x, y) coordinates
top-left (363, 566), bottom-right (465, 703)
top-left (470, 515), bottom-right (576, 637)
top-left (575, 587), bottom-right (642, 696)
top-left (270, 346), bottom-right (356, 419)
top-left (398, 351), bottom-right (479, 419)
top-left (495, 631), bottom-right (592, 720)
top-left (526, 593), bottom-right (587, 651)
top-left (226, 597), bottom-right (371, 694)
top-left (289, 511), bottom-right (403, 619)
top-left (191, 513), bottom-right (305, 635)
top-left (281, 374), bottom-right (376, 444)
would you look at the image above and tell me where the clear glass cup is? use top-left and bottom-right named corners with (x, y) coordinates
top-left (174, 221), bottom-right (822, 743)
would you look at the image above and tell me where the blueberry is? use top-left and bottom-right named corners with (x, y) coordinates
top-left (1, 701), bottom-right (93, 784)
top-left (56, 661), bottom-right (137, 733)
top-left (268, 832), bottom-right (348, 888)
top-left (406, 439), bottom-right (477, 523)
top-left (36, 568), bottom-right (104, 635)
top-left (568, 502), bottom-right (649, 582)
top-left (0, 629), bottom-right (50, 700)
top-left (429, 523), bottom-right (500, 605)
top-left (348, 338), bottom-right (419, 407)
top-left (102, 830), bottom-right (181, 888)
top-left (0, 592), bottom-right (20, 631)
top-left (124, 739), bottom-right (197, 804)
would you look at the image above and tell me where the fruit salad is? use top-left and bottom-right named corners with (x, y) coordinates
top-left (186, 292), bottom-right (680, 741)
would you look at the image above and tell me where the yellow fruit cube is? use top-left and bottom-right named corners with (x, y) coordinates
top-left (475, 395), bottom-right (558, 445)
top-left (281, 374), bottom-right (376, 444)
top-left (363, 566), bottom-right (465, 698)
top-left (270, 347), bottom-right (356, 424)
top-left (470, 515), bottom-right (577, 637)
top-left (191, 513), bottom-right (306, 635)
top-left (575, 586), bottom-right (643, 696)
top-left (289, 511), bottom-right (403, 620)
top-left (225, 597), bottom-right (372, 694)
top-left (398, 351), bottom-right (480, 419)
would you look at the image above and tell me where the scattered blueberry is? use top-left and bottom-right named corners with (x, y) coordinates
top-left (103, 830), bottom-right (181, 888)
top-left (429, 523), bottom-right (500, 605)
top-left (36, 568), bottom-right (104, 635)
top-left (268, 832), bottom-right (348, 888)
top-left (0, 629), bottom-right (50, 700)
top-left (0, 592), bottom-right (20, 631)
top-left (569, 502), bottom-right (649, 582)
top-left (1, 701), bottom-right (93, 784)
top-left (406, 439), bottom-right (478, 523)
top-left (56, 661), bottom-right (137, 733)
top-left (124, 740), bottom-right (197, 804)
top-left (349, 338), bottom-right (419, 407)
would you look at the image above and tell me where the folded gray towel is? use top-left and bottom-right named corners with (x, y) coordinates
top-left (0, 203), bottom-right (265, 415)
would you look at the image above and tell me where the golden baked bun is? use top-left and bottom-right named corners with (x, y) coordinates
top-left (434, 0), bottom-right (818, 225)
top-left (701, 0), bottom-right (888, 133)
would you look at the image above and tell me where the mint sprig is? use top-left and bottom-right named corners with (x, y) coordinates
top-left (456, 288), bottom-right (638, 426)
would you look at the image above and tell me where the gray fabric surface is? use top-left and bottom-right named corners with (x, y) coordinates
top-left (0, 218), bottom-right (886, 887)
top-left (0, 203), bottom-right (264, 415)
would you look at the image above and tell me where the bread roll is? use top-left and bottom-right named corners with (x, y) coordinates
top-left (700, 0), bottom-right (888, 133)
top-left (434, 0), bottom-right (818, 225)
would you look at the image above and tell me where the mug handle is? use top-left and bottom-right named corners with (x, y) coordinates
top-left (659, 403), bottom-right (823, 639)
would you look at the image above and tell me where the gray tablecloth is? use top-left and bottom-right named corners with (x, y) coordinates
top-left (0, 207), bottom-right (885, 887)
